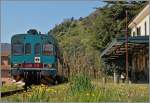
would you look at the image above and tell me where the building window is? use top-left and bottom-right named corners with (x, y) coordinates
top-left (25, 43), bottom-right (31, 54)
top-left (1, 56), bottom-right (8, 65)
top-left (145, 22), bottom-right (147, 36)
top-left (34, 43), bottom-right (41, 55)
top-left (133, 31), bottom-right (135, 36)
top-left (136, 27), bottom-right (141, 36)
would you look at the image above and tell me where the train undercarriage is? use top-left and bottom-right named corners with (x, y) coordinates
top-left (11, 68), bottom-right (67, 90)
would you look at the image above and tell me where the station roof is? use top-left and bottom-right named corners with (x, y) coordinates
top-left (128, 4), bottom-right (149, 28)
top-left (100, 36), bottom-right (149, 60)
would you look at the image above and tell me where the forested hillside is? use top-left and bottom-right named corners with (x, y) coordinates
top-left (49, 1), bottom-right (147, 78)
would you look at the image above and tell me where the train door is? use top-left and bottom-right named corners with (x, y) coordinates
top-left (34, 43), bottom-right (41, 64)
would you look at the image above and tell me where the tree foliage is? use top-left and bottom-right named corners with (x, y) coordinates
top-left (48, 1), bottom-right (147, 77)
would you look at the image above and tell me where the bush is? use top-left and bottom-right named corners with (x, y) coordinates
top-left (70, 74), bottom-right (94, 95)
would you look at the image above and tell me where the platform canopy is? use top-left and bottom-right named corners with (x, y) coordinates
top-left (100, 36), bottom-right (149, 61)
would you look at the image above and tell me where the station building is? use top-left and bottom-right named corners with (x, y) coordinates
top-left (101, 4), bottom-right (149, 83)
top-left (1, 43), bottom-right (11, 84)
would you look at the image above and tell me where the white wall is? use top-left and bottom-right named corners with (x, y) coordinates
top-left (131, 15), bottom-right (149, 36)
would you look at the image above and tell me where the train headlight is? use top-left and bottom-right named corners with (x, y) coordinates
top-left (13, 64), bottom-right (18, 68)
top-left (13, 64), bottom-right (22, 68)
top-left (43, 64), bottom-right (47, 68)
top-left (48, 64), bottom-right (52, 68)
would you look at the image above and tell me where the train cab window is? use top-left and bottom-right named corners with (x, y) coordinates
top-left (34, 43), bottom-right (41, 55)
top-left (25, 43), bottom-right (31, 54)
top-left (12, 44), bottom-right (24, 55)
top-left (43, 44), bottom-right (53, 55)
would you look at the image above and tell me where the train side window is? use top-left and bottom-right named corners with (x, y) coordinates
top-left (34, 43), bottom-right (41, 55)
top-left (43, 44), bottom-right (53, 55)
top-left (12, 44), bottom-right (24, 55)
top-left (25, 43), bottom-right (31, 55)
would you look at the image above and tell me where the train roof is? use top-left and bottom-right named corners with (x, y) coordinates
top-left (11, 33), bottom-right (58, 46)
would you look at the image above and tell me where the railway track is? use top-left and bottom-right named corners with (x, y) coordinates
top-left (1, 89), bottom-right (26, 98)
top-left (1, 77), bottom-right (67, 98)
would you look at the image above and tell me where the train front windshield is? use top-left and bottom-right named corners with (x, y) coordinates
top-left (12, 43), bottom-right (54, 56)
top-left (12, 44), bottom-right (24, 55)
top-left (43, 44), bottom-right (54, 55)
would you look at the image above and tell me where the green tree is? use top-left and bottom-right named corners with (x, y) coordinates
top-left (48, 1), bottom-right (147, 77)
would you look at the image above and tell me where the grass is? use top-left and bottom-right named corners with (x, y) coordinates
top-left (69, 74), bottom-right (94, 95)
top-left (1, 75), bottom-right (149, 102)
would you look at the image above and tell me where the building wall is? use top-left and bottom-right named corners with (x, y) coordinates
top-left (129, 5), bottom-right (149, 83)
top-left (131, 47), bottom-right (149, 83)
top-left (1, 54), bottom-right (11, 84)
top-left (131, 15), bottom-right (149, 36)
top-left (1, 56), bottom-right (9, 66)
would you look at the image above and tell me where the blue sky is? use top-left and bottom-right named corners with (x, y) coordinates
top-left (1, 0), bottom-right (106, 43)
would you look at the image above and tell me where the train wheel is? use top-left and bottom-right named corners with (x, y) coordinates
top-left (23, 72), bottom-right (28, 91)
top-left (37, 71), bottom-right (40, 84)
top-left (39, 71), bottom-right (42, 84)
